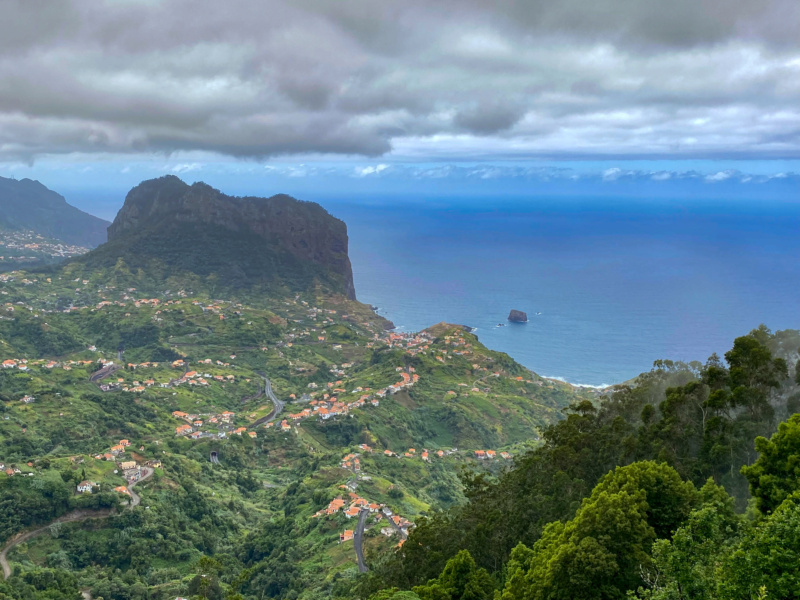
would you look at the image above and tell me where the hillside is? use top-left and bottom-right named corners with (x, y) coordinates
top-left (0, 259), bottom-right (587, 599)
top-left (0, 176), bottom-right (109, 248)
top-left (72, 176), bottom-right (357, 299)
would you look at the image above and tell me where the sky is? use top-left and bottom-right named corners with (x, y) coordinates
top-left (0, 0), bottom-right (798, 217)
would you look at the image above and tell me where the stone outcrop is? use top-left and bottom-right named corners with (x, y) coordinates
top-left (508, 310), bottom-right (528, 323)
top-left (85, 176), bottom-right (356, 298)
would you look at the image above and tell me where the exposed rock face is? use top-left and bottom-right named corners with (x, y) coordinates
top-left (89, 176), bottom-right (356, 298)
top-left (0, 176), bottom-right (110, 247)
top-left (508, 310), bottom-right (528, 323)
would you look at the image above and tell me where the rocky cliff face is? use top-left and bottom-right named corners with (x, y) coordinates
top-left (95, 176), bottom-right (355, 298)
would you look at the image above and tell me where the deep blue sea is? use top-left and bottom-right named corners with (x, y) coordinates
top-left (323, 196), bottom-right (800, 386)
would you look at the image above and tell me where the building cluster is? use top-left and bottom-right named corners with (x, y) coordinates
top-left (474, 450), bottom-right (512, 460)
top-left (2, 357), bottom-right (94, 372)
top-left (173, 410), bottom-right (245, 439)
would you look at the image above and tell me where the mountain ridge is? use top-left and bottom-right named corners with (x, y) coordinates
top-left (0, 176), bottom-right (110, 248)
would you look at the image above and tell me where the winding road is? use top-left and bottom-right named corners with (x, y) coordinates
top-left (0, 467), bottom-right (153, 579)
top-left (354, 508), bottom-right (369, 573)
top-left (250, 375), bottom-right (285, 427)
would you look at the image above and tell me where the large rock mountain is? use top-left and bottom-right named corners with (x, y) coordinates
top-left (79, 176), bottom-right (356, 298)
top-left (0, 176), bottom-right (109, 247)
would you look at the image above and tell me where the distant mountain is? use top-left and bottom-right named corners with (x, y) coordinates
top-left (0, 176), bottom-right (109, 247)
top-left (75, 175), bottom-right (357, 298)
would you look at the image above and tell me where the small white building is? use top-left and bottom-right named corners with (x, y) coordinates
top-left (77, 481), bottom-right (95, 494)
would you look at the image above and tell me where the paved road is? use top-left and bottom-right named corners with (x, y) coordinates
top-left (1, 509), bottom-right (112, 579)
top-left (354, 508), bottom-right (369, 573)
top-left (1, 467), bottom-right (153, 579)
top-left (250, 375), bottom-right (285, 427)
top-left (89, 363), bottom-right (121, 384)
top-left (127, 467), bottom-right (153, 507)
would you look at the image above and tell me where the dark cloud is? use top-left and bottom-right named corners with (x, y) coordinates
top-left (0, 0), bottom-right (797, 161)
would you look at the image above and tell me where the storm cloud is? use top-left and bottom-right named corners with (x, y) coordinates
top-left (0, 0), bottom-right (798, 161)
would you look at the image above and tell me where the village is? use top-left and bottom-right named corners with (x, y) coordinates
top-left (0, 230), bottom-right (91, 264)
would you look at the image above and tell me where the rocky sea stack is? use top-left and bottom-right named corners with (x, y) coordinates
top-left (76, 175), bottom-right (356, 298)
top-left (508, 309), bottom-right (528, 323)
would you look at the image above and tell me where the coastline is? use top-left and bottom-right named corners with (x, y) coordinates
top-left (374, 307), bottom-right (615, 390)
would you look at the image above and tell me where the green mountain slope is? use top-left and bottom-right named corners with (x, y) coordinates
top-left (0, 176), bottom-right (109, 248)
top-left (0, 259), bottom-right (587, 599)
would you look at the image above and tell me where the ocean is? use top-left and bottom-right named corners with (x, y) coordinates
top-left (323, 196), bottom-right (800, 386)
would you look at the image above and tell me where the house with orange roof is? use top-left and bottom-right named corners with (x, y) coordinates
top-left (340, 530), bottom-right (354, 543)
top-left (233, 427), bottom-right (247, 435)
top-left (176, 424), bottom-right (193, 436)
top-left (474, 450), bottom-right (486, 459)
top-left (345, 507), bottom-right (361, 519)
top-left (326, 497), bottom-right (346, 514)
top-left (486, 450), bottom-right (496, 459)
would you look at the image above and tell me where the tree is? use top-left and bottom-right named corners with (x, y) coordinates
top-left (499, 462), bottom-right (696, 600)
top-left (634, 479), bottom-right (741, 600)
top-left (189, 555), bottom-right (223, 600)
top-left (718, 492), bottom-right (800, 599)
top-left (741, 414), bottom-right (800, 514)
top-left (413, 551), bottom-right (494, 600)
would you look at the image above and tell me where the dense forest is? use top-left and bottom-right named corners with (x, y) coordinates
top-left (360, 326), bottom-right (800, 600)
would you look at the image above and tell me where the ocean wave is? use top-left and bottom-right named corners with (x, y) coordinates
top-left (542, 375), bottom-right (613, 390)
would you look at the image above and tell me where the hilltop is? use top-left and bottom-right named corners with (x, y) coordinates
top-left (0, 176), bottom-right (109, 248)
top-left (70, 176), bottom-right (356, 299)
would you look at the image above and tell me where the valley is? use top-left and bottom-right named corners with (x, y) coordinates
top-left (0, 261), bottom-right (586, 598)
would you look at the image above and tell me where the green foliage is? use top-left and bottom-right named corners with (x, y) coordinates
top-left (634, 479), bottom-right (741, 600)
top-left (742, 414), bottom-right (800, 514)
top-left (365, 328), bottom-right (797, 596)
top-left (718, 492), bottom-right (800, 599)
top-left (498, 462), bottom-right (695, 600)
top-left (413, 551), bottom-right (494, 600)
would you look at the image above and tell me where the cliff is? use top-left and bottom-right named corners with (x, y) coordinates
top-left (78, 176), bottom-right (356, 298)
top-left (0, 176), bottom-right (109, 247)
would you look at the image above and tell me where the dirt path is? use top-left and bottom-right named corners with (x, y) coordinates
top-left (1, 467), bottom-right (153, 580)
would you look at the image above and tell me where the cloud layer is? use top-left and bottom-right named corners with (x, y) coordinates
top-left (1, 0), bottom-right (799, 161)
